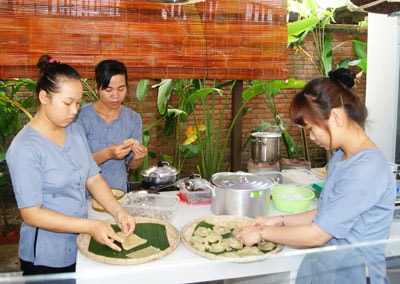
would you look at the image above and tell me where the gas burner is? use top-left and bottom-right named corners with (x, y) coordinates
top-left (128, 181), bottom-right (178, 194)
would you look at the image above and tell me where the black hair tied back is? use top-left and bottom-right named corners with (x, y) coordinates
top-left (328, 68), bottom-right (356, 88)
top-left (35, 54), bottom-right (81, 96)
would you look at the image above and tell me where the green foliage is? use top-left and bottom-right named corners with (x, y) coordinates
top-left (337, 39), bottom-right (367, 74)
top-left (0, 78), bottom-right (37, 152)
top-left (137, 79), bottom-right (265, 180)
top-left (288, 0), bottom-right (337, 77)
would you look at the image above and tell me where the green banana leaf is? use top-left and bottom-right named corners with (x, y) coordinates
top-left (88, 223), bottom-right (169, 259)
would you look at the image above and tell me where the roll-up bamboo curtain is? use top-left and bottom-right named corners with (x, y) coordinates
top-left (0, 0), bottom-right (287, 80)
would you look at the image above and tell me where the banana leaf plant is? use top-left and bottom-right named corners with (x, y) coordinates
top-left (136, 79), bottom-right (258, 180)
top-left (176, 80), bottom-right (252, 180)
top-left (288, 0), bottom-right (337, 77)
top-left (135, 79), bottom-right (193, 175)
top-left (287, 0), bottom-right (367, 162)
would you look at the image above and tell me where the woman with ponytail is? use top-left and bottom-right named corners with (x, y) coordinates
top-left (236, 68), bottom-right (396, 284)
top-left (6, 55), bottom-right (135, 276)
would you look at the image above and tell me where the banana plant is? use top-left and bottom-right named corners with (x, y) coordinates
top-left (288, 0), bottom-right (337, 77)
top-left (135, 79), bottom-right (192, 175)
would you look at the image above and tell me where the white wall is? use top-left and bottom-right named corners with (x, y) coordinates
top-left (365, 13), bottom-right (400, 163)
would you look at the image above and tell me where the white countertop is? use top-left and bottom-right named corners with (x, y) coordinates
top-left (75, 192), bottom-right (400, 284)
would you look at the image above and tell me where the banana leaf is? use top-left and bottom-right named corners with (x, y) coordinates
top-left (88, 223), bottom-right (169, 259)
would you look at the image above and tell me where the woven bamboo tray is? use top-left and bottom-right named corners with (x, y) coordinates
top-left (181, 215), bottom-right (283, 262)
top-left (77, 217), bottom-right (179, 265)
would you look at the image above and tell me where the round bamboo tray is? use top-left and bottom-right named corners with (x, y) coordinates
top-left (181, 215), bottom-right (283, 262)
top-left (91, 188), bottom-right (125, 212)
top-left (77, 217), bottom-right (180, 265)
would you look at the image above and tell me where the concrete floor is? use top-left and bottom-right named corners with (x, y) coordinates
top-left (0, 184), bottom-right (22, 275)
top-left (0, 243), bottom-right (20, 273)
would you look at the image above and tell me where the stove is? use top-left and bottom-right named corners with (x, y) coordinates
top-left (128, 181), bottom-right (178, 194)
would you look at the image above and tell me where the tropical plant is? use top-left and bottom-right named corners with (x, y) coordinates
top-left (286, 0), bottom-right (367, 163)
top-left (135, 79), bottom-right (190, 174)
top-left (137, 79), bottom-right (238, 180)
top-left (288, 0), bottom-right (367, 77)
top-left (288, 0), bottom-right (337, 77)
top-left (174, 80), bottom-right (243, 180)
top-left (0, 78), bottom-right (36, 145)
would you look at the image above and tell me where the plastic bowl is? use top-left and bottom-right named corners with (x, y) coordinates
top-left (271, 185), bottom-right (315, 213)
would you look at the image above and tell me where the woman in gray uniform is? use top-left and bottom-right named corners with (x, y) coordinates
top-left (75, 59), bottom-right (147, 192)
top-left (236, 68), bottom-right (395, 284)
top-left (6, 55), bottom-right (136, 276)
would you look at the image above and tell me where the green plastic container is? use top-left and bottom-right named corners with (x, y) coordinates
top-left (271, 185), bottom-right (315, 213)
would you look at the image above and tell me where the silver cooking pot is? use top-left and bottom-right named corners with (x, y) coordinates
top-left (210, 172), bottom-right (276, 218)
top-left (251, 131), bottom-right (281, 163)
top-left (141, 161), bottom-right (178, 186)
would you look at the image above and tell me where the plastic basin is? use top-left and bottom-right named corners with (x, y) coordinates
top-left (271, 185), bottom-right (315, 213)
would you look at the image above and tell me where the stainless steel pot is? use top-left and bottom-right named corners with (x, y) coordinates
top-left (141, 161), bottom-right (178, 186)
top-left (251, 132), bottom-right (281, 163)
top-left (210, 172), bottom-right (276, 218)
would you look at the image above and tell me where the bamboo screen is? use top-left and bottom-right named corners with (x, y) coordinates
top-left (0, 0), bottom-right (287, 80)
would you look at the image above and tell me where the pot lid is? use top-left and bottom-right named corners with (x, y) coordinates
top-left (141, 161), bottom-right (178, 177)
top-left (211, 172), bottom-right (276, 190)
top-left (251, 131), bottom-right (281, 138)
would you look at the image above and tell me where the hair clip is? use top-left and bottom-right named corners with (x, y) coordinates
top-left (49, 58), bottom-right (60, 64)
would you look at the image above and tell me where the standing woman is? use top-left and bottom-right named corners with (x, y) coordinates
top-left (6, 55), bottom-right (135, 276)
top-left (236, 68), bottom-right (396, 283)
top-left (75, 59), bottom-right (147, 193)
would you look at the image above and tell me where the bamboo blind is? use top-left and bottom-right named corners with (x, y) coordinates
top-left (0, 0), bottom-right (287, 80)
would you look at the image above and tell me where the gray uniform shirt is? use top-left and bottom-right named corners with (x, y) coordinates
top-left (75, 103), bottom-right (142, 192)
top-left (6, 123), bottom-right (100, 267)
top-left (296, 149), bottom-right (396, 284)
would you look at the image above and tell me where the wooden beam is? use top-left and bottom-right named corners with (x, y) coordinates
top-left (231, 80), bottom-right (243, 171)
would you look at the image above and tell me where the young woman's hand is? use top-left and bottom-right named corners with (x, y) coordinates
top-left (131, 143), bottom-right (147, 160)
top-left (87, 219), bottom-right (125, 251)
top-left (235, 225), bottom-right (263, 247)
top-left (113, 207), bottom-right (136, 237)
top-left (107, 142), bottom-right (133, 160)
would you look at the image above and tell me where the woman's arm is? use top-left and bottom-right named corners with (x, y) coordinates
top-left (20, 205), bottom-right (125, 251)
top-left (86, 174), bottom-right (136, 235)
top-left (252, 209), bottom-right (318, 227)
top-left (236, 209), bottom-right (332, 248)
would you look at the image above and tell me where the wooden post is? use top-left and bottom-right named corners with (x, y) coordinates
top-left (231, 80), bottom-right (243, 171)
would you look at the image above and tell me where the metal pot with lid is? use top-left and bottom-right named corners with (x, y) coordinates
top-left (210, 172), bottom-right (276, 218)
top-left (141, 161), bottom-right (178, 186)
top-left (251, 131), bottom-right (281, 163)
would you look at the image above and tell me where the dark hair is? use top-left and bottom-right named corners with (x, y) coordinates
top-left (36, 55), bottom-right (81, 98)
top-left (95, 60), bottom-right (128, 90)
top-left (289, 68), bottom-right (367, 142)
